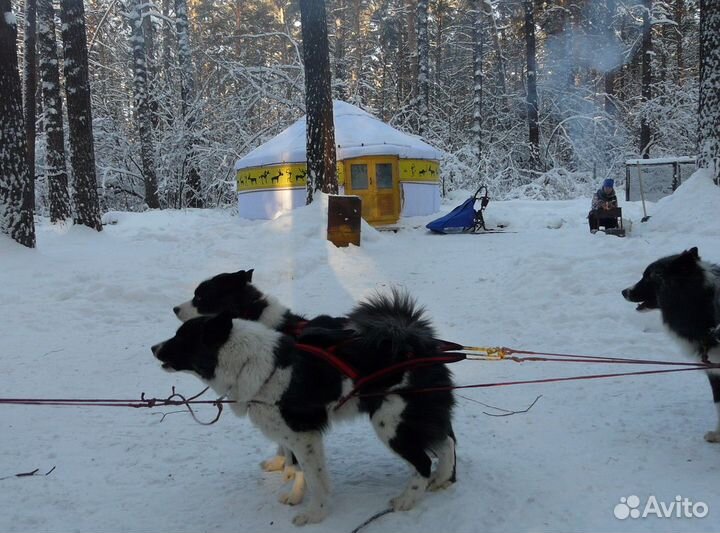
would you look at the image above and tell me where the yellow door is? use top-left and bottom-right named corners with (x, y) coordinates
top-left (343, 157), bottom-right (400, 225)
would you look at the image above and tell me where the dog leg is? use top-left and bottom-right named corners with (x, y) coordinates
top-left (428, 433), bottom-right (456, 491)
top-left (279, 449), bottom-right (305, 506)
top-left (282, 448), bottom-right (299, 482)
top-left (370, 399), bottom-right (431, 511)
top-left (704, 372), bottom-right (720, 443)
top-left (286, 434), bottom-right (330, 526)
top-left (260, 445), bottom-right (286, 472)
top-left (387, 438), bottom-right (431, 511)
top-left (278, 471), bottom-right (305, 506)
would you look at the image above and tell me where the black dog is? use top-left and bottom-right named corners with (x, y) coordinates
top-left (622, 247), bottom-right (720, 442)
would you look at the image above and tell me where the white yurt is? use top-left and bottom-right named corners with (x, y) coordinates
top-left (234, 101), bottom-right (443, 226)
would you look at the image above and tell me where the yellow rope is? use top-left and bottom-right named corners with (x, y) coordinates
top-left (460, 346), bottom-right (509, 359)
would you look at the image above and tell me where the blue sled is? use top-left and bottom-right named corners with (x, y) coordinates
top-left (427, 185), bottom-right (500, 234)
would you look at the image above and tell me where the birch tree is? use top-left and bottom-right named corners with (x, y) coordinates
top-left (472, 0), bottom-right (484, 166)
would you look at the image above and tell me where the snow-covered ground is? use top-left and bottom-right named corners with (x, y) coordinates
top-left (2, 171), bottom-right (720, 533)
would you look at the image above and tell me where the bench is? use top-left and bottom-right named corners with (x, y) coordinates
top-left (590, 207), bottom-right (626, 237)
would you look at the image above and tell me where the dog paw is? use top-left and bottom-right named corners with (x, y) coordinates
top-left (282, 464), bottom-right (298, 482)
top-left (260, 455), bottom-right (285, 472)
top-left (390, 493), bottom-right (419, 512)
top-left (704, 430), bottom-right (720, 443)
top-left (427, 477), bottom-right (454, 492)
top-left (278, 491), bottom-right (303, 506)
top-left (292, 508), bottom-right (327, 526)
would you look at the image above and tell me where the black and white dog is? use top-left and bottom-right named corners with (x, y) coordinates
top-left (173, 269), bottom-right (348, 501)
top-left (173, 269), bottom-right (347, 338)
top-left (622, 247), bottom-right (720, 442)
top-left (156, 289), bottom-right (457, 525)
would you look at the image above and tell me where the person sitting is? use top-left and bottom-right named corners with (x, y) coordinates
top-left (588, 178), bottom-right (618, 234)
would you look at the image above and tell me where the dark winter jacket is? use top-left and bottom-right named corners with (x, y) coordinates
top-left (590, 187), bottom-right (618, 212)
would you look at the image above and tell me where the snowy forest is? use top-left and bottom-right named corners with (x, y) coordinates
top-left (1, 0), bottom-right (720, 248)
top-left (5, 2), bottom-right (720, 531)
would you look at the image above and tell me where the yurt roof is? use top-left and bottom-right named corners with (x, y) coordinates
top-left (235, 100), bottom-right (444, 171)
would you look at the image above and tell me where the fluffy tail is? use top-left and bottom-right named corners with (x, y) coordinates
top-left (346, 288), bottom-right (439, 366)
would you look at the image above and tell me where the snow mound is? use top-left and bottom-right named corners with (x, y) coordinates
top-left (643, 168), bottom-right (720, 236)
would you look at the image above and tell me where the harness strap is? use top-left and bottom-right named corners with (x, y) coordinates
top-left (334, 353), bottom-right (466, 410)
top-left (295, 343), bottom-right (360, 380)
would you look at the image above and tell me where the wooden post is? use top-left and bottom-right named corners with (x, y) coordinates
top-left (625, 165), bottom-right (631, 201)
top-left (327, 195), bottom-right (361, 247)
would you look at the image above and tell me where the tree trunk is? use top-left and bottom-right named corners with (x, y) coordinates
top-left (698, 0), bottom-right (720, 183)
top-left (604, 0), bottom-right (617, 116)
top-left (299, 0), bottom-right (338, 202)
top-left (333, 0), bottom-right (347, 100)
top-left (129, 0), bottom-right (160, 208)
top-left (416, 0), bottom-right (429, 135)
top-left (60, 0), bottom-right (103, 229)
top-left (640, 0), bottom-right (652, 158)
top-left (472, 0), bottom-right (483, 166)
top-left (142, 0), bottom-right (159, 129)
top-left (0, 0), bottom-right (36, 247)
top-left (488, 5), bottom-right (507, 111)
top-left (24, 0), bottom-right (37, 207)
top-left (675, 0), bottom-right (685, 83)
top-left (176, 0), bottom-right (202, 207)
top-left (405, 0), bottom-right (417, 102)
top-left (38, 0), bottom-right (71, 222)
top-left (524, 0), bottom-right (540, 169)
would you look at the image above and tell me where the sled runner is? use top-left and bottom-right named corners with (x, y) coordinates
top-left (426, 185), bottom-right (510, 234)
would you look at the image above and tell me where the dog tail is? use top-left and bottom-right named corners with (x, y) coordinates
top-left (347, 288), bottom-right (438, 361)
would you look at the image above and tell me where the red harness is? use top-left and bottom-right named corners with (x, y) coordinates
top-left (294, 339), bottom-right (465, 409)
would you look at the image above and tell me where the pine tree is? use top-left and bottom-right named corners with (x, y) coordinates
top-left (0, 0), bottom-right (36, 247)
top-left (524, 0), bottom-right (540, 170)
top-left (640, 0), bottom-right (652, 158)
top-left (24, 0), bottom-right (37, 206)
top-left (38, 0), bottom-right (71, 223)
top-left (416, 0), bottom-right (429, 135)
top-left (604, 0), bottom-right (617, 116)
top-left (128, 0), bottom-right (160, 208)
top-left (60, 0), bottom-right (103, 229)
top-left (698, 0), bottom-right (720, 184)
top-left (299, 0), bottom-right (337, 203)
top-left (405, 0), bottom-right (417, 103)
top-left (176, 0), bottom-right (203, 207)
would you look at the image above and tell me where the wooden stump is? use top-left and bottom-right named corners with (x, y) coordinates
top-left (327, 195), bottom-right (361, 247)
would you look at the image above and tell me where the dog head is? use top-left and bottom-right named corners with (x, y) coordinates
top-left (174, 269), bottom-right (265, 321)
top-left (622, 247), bottom-right (702, 311)
top-left (151, 313), bottom-right (233, 379)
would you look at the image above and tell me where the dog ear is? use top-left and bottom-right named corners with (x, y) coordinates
top-left (234, 269), bottom-right (254, 283)
top-left (203, 312), bottom-right (233, 346)
top-left (683, 247), bottom-right (699, 259)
